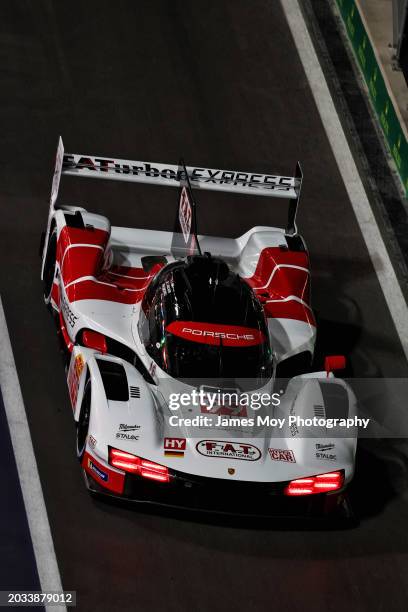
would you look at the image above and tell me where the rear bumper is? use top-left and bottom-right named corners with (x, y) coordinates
top-left (83, 467), bottom-right (351, 519)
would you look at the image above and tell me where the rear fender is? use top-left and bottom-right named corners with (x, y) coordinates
top-left (41, 207), bottom-right (111, 279)
top-left (279, 373), bottom-right (357, 483)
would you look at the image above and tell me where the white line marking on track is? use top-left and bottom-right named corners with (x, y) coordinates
top-left (0, 296), bottom-right (66, 612)
top-left (281, 0), bottom-right (408, 361)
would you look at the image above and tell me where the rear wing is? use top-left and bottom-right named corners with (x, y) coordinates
top-left (49, 137), bottom-right (303, 236)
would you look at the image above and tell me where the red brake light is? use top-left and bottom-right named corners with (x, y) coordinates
top-left (284, 471), bottom-right (344, 496)
top-left (109, 449), bottom-right (140, 473)
top-left (82, 330), bottom-right (107, 353)
top-left (109, 448), bottom-right (170, 483)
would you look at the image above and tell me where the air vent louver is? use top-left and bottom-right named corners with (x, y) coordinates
top-left (130, 386), bottom-right (141, 399)
top-left (314, 404), bottom-right (326, 418)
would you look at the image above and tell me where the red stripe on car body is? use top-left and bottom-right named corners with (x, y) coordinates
top-left (57, 226), bottom-right (164, 303)
top-left (243, 247), bottom-right (314, 325)
top-left (61, 245), bottom-right (104, 286)
top-left (58, 226), bottom-right (109, 254)
top-left (66, 279), bottom-right (147, 304)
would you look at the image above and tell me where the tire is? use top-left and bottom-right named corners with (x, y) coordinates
top-left (43, 226), bottom-right (57, 305)
top-left (76, 379), bottom-right (92, 461)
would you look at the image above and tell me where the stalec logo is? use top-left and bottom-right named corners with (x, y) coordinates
top-left (166, 321), bottom-right (265, 347)
top-left (196, 440), bottom-right (261, 461)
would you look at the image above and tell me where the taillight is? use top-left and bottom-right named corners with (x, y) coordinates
top-left (109, 449), bottom-right (139, 473)
top-left (109, 448), bottom-right (170, 483)
top-left (284, 471), bottom-right (344, 496)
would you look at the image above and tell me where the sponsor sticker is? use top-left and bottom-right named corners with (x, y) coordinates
top-left (315, 442), bottom-right (336, 460)
top-left (179, 187), bottom-right (193, 244)
top-left (164, 437), bottom-right (186, 457)
top-left (88, 459), bottom-right (108, 482)
top-left (67, 354), bottom-right (84, 409)
top-left (316, 452), bottom-right (337, 461)
top-left (63, 155), bottom-right (294, 194)
top-left (119, 424), bottom-right (141, 432)
top-left (316, 452), bottom-right (337, 460)
top-left (116, 424), bottom-right (140, 442)
top-left (61, 295), bottom-right (78, 328)
top-left (315, 443), bottom-right (335, 451)
top-left (88, 435), bottom-right (97, 449)
top-left (116, 433), bottom-right (139, 441)
top-left (196, 440), bottom-right (261, 461)
top-left (268, 448), bottom-right (296, 463)
top-left (166, 321), bottom-right (265, 347)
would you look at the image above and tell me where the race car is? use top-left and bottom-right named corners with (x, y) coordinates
top-left (40, 137), bottom-right (357, 517)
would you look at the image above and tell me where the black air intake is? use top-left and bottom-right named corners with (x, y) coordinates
top-left (129, 386), bottom-right (141, 399)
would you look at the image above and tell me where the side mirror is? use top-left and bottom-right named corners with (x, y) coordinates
top-left (82, 330), bottom-right (107, 353)
top-left (324, 355), bottom-right (346, 377)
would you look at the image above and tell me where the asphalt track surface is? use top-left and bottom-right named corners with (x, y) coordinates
top-left (1, 1), bottom-right (408, 611)
top-left (0, 390), bottom-right (42, 594)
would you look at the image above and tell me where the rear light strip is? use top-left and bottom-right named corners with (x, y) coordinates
top-left (284, 471), bottom-right (344, 496)
top-left (109, 448), bottom-right (170, 483)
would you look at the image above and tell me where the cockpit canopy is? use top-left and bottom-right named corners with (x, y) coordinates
top-left (139, 255), bottom-right (273, 383)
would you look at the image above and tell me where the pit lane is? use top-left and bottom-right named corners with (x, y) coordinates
top-left (1, 1), bottom-right (408, 611)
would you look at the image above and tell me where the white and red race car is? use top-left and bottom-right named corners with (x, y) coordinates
top-left (41, 137), bottom-right (357, 516)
